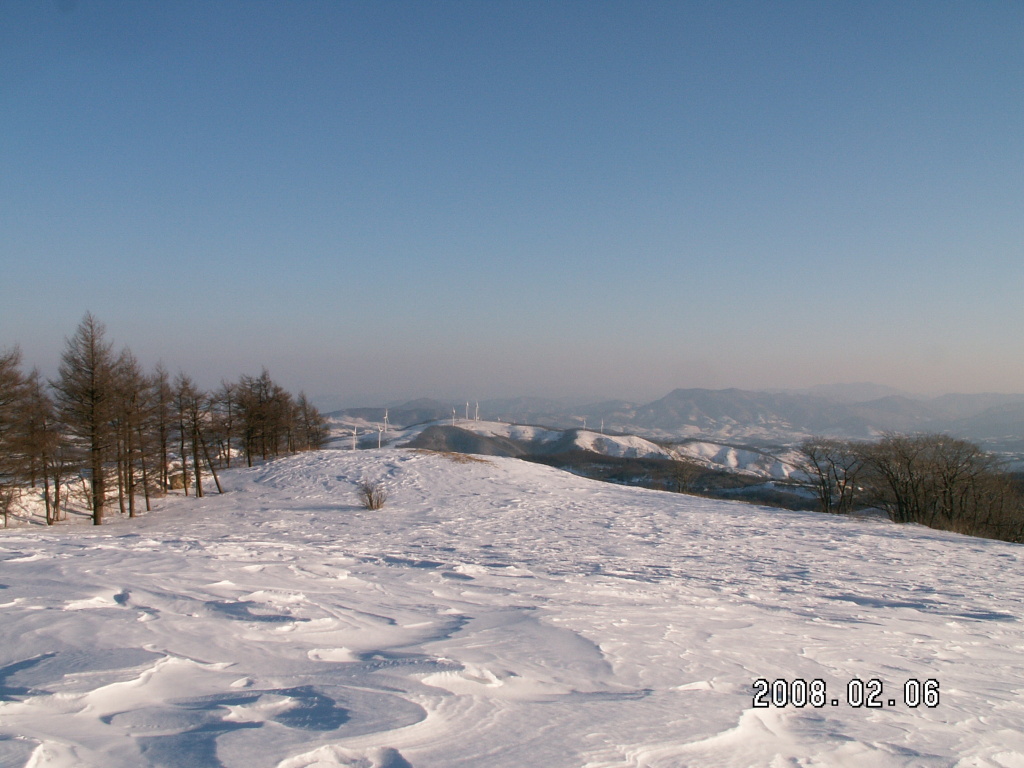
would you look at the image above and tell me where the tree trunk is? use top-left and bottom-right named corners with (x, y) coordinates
top-left (179, 414), bottom-right (190, 496)
top-left (200, 433), bottom-right (223, 494)
top-left (137, 424), bottom-right (152, 512)
top-left (91, 443), bottom-right (104, 526)
top-left (192, 427), bottom-right (204, 498)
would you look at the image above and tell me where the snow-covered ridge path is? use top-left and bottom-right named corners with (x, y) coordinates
top-left (0, 448), bottom-right (1022, 767)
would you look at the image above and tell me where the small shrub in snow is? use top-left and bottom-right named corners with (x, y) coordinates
top-left (358, 481), bottom-right (388, 510)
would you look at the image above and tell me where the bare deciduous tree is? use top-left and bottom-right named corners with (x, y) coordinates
top-left (798, 438), bottom-right (864, 514)
top-left (237, 369), bottom-right (294, 465)
top-left (212, 381), bottom-right (238, 468)
top-left (669, 453), bottom-right (704, 494)
top-left (175, 373), bottom-right (203, 497)
top-left (51, 314), bottom-right (116, 525)
top-left (0, 347), bottom-right (26, 526)
top-left (21, 369), bottom-right (66, 525)
top-left (152, 363), bottom-right (174, 492)
top-left (295, 391), bottom-right (329, 452)
top-left (858, 433), bottom-right (1023, 540)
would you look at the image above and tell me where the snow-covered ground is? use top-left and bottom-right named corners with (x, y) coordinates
top-left (1, 447), bottom-right (1022, 767)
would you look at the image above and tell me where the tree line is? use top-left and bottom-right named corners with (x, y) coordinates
top-left (798, 433), bottom-right (1024, 542)
top-left (0, 313), bottom-right (328, 527)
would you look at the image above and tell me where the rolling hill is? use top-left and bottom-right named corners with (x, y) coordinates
top-left (329, 387), bottom-right (1024, 450)
top-left (0, 447), bottom-right (1020, 766)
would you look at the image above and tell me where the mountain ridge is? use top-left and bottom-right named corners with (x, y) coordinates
top-left (327, 386), bottom-right (1024, 450)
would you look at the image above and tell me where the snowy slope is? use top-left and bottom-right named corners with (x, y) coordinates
top-left (1, 448), bottom-right (1022, 767)
top-left (569, 430), bottom-right (673, 459)
top-left (369, 418), bottom-right (794, 470)
top-left (357, 419), bottom-right (676, 460)
top-left (675, 441), bottom-right (803, 480)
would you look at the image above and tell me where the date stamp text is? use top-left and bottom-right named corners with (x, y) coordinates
top-left (752, 678), bottom-right (940, 709)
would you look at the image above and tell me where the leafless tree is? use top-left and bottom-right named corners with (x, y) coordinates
top-left (51, 313), bottom-right (116, 525)
top-left (0, 347), bottom-right (26, 466)
top-left (669, 454), bottom-right (704, 494)
top-left (237, 369), bottom-right (293, 465)
top-left (153, 363), bottom-right (174, 491)
top-left (295, 391), bottom-right (329, 452)
top-left (3, 319), bottom-right (325, 526)
top-left (175, 374), bottom-right (223, 498)
top-left (20, 369), bottom-right (66, 524)
top-left (858, 433), bottom-right (1022, 537)
top-left (211, 380), bottom-right (239, 467)
top-left (798, 438), bottom-right (864, 514)
top-left (0, 348), bottom-right (27, 526)
top-left (175, 373), bottom-right (204, 497)
top-left (110, 350), bottom-right (157, 517)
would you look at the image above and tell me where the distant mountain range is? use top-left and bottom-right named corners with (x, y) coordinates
top-left (327, 387), bottom-right (1024, 451)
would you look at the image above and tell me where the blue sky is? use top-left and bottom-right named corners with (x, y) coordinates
top-left (2, 1), bottom-right (1022, 406)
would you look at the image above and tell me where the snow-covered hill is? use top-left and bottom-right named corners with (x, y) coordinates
top-left (674, 440), bottom-right (803, 480)
top-left (4, 450), bottom-right (1019, 768)
top-left (400, 420), bottom-right (676, 460)
top-left (1, 448), bottom-right (1021, 767)
top-left (336, 418), bottom-right (801, 478)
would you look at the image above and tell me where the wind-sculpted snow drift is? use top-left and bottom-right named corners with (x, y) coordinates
top-left (0, 448), bottom-right (1022, 767)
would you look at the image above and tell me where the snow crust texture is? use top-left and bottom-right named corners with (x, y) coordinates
top-left (1, 448), bottom-right (1022, 767)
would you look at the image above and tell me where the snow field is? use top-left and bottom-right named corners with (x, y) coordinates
top-left (0, 447), bottom-right (1022, 767)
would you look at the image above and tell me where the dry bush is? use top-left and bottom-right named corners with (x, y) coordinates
top-left (357, 480), bottom-right (388, 510)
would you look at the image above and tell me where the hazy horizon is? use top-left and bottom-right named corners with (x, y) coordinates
top-left (316, 380), bottom-right (1022, 414)
top-left (4, 2), bottom-right (1022, 405)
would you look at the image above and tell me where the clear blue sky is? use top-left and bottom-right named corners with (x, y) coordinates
top-left (2, 1), bottom-right (1022, 406)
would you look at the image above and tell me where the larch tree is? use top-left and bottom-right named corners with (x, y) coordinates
top-left (21, 369), bottom-right (65, 525)
top-left (111, 350), bottom-right (151, 517)
top-left (51, 313), bottom-right (116, 525)
top-left (0, 347), bottom-right (27, 526)
top-left (237, 369), bottom-right (292, 465)
top-left (0, 347), bottom-right (26, 469)
top-left (153, 363), bottom-right (174, 492)
top-left (211, 380), bottom-right (238, 468)
top-left (175, 373), bottom-right (206, 498)
top-left (295, 392), bottom-right (329, 451)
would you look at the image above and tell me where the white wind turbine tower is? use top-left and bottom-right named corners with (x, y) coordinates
top-left (465, 401), bottom-right (469, 420)
top-left (351, 426), bottom-right (358, 451)
top-left (475, 401), bottom-right (479, 421)
top-left (383, 408), bottom-right (389, 435)
top-left (451, 407), bottom-right (456, 427)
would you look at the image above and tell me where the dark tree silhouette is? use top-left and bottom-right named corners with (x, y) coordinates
top-left (51, 314), bottom-right (116, 525)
